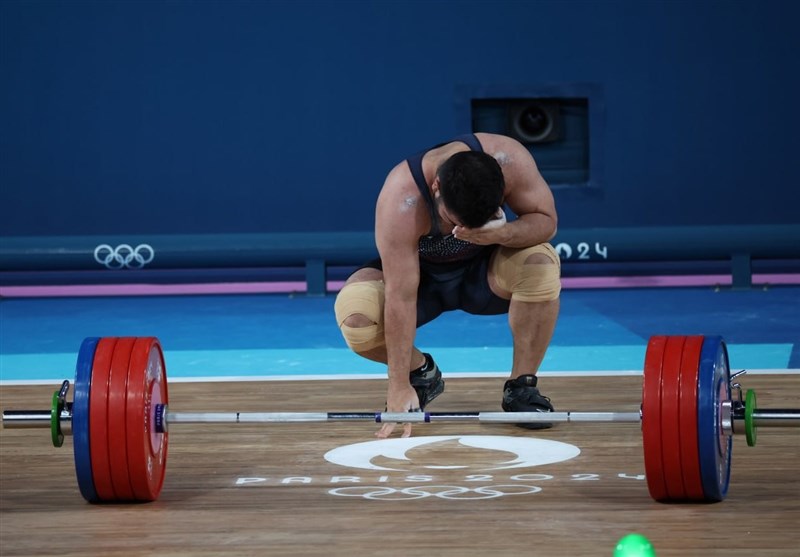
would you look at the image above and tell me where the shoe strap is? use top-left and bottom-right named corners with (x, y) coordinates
top-left (515, 374), bottom-right (538, 387)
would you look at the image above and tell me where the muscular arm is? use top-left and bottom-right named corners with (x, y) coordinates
top-left (376, 231), bottom-right (419, 388)
top-left (374, 166), bottom-right (427, 397)
top-left (453, 135), bottom-right (558, 247)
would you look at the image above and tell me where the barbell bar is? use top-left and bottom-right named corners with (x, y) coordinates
top-left (6, 406), bottom-right (644, 427)
top-left (2, 335), bottom-right (798, 505)
top-left (7, 406), bottom-right (796, 428)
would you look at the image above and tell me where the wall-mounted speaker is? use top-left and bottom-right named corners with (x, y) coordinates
top-left (508, 100), bottom-right (562, 144)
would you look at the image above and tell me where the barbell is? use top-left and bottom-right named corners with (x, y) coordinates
top-left (2, 335), bottom-right (797, 504)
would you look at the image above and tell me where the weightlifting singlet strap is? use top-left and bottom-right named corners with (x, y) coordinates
top-left (406, 134), bottom-right (483, 237)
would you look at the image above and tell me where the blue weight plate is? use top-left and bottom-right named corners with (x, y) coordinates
top-left (73, 337), bottom-right (100, 503)
top-left (697, 336), bottom-right (732, 501)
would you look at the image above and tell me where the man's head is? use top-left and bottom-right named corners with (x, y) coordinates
top-left (435, 151), bottom-right (504, 228)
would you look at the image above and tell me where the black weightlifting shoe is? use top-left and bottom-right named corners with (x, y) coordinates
top-left (501, 374), bottom-right (554, 430)
top-left (409, 353), bottom-right (445, 410)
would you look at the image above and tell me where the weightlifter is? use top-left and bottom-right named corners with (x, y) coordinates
top-left (334, 133), bottom-right (561, 438)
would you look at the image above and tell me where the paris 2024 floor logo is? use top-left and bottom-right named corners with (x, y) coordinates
top-left (321, 435), bottom-right (581, 500)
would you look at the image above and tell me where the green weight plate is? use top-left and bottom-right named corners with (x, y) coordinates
top-left (745, 389), bottom-right (757, 447)
top-left (51, 390), bottom-right (64, 448)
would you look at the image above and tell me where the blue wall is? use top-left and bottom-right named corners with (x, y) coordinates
top-left (2, 0), bottom-right (799, 238)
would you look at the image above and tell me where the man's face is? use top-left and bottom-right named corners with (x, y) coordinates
top-left (431, 177), bottom-right (464, 228)
top-left (434, 192), bottom-right (463, 229)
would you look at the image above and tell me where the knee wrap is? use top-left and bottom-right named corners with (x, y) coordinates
top-left (334, 280), bottom-right (386, 352)
top-left (492, 243), bottom-right (561, 303)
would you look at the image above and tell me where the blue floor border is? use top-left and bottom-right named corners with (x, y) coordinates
top-left (1, 343), bottom-right (796, 384)
top-left (2, 286), bottom-right (798, 383)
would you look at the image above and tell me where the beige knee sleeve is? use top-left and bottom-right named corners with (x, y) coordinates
top-left (491, 243), bottom-right (561, 302)
top-left (334, 280), bottom-right (386, 352)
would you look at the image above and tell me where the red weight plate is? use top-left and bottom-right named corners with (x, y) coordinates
top-left (108, 337), bottom-right (136, 500)
top-left (678, 335), bottom-right (705, 499)
top-left (642, 335), bottom-right (668, 501)
top-left (126, 337), bottom-right (169, 501)
top-left (660, 336), bottom-right (687, 500)
top-left (89, 337), bottom-right (117, 501)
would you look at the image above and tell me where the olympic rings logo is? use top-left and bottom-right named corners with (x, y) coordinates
top-left (328, 484), bottom-right (542, 500)
top-left (93, 244), bottom-right (155, 269)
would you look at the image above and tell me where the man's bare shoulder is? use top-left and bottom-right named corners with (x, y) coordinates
top-left (382, 159), bottom-right (415, 188)
top-left (475, 133), bottom-right (532, 161)
top-left (379, 162), bottom-right (421, 209)
top-left (376, 161), bottom-right (428, 240)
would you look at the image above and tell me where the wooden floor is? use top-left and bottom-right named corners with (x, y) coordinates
top-left (1, 375), bottom-right (798, 556)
